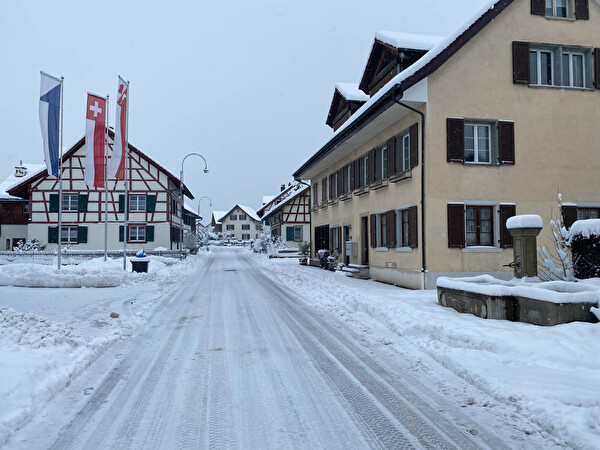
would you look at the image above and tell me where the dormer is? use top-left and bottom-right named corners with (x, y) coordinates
top-left (359, 31), bottom-right (442, 96)
top-left (326, 83), bottom-right (369, 131)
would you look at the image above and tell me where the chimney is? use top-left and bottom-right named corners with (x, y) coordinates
top-left (15, 161), bottom-right (27, 177)
top-left (280, 184), bottom-right (285, 192)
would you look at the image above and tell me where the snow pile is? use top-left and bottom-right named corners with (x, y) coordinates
top-left (374, 31), bottom-right (443, 50)
top-left (569, 219), bottom-right (600, 239)
top-left (0, 252), bottom-right (211, 446)
top-left (255, 256), bottom-right (600, 449)
top-left (506, 214), bottom-right (543, 230)
top-left (334, 83), bottom-right (369, 102)
top-left (436, 274), bottom-right (600, 304)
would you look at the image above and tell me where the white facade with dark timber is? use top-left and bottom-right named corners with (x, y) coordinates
top-left (7, 134), bottom-right (197, 251)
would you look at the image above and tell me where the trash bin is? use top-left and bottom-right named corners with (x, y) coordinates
top-left (130, 250), bottom-right (150, 273)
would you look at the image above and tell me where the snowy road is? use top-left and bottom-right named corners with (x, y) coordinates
top-left (10, 249), bottom-right (511, 449)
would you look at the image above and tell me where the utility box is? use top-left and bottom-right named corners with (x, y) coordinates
top-left (506, 215), bottom-right (543, 278)
top-left (345, 241), bottom-right (358, 257)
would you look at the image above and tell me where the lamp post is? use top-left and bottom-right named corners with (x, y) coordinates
top-left (197, 195), bottom-right (213, 221)
top-left (180, 153), bottom-right (209, 260)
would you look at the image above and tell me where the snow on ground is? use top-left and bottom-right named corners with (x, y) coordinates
top-left (254, 254), bottom-right (600, 450)
top-left (0, 252), bottom-right (211, 446)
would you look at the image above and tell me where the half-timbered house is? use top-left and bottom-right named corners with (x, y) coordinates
top-left (294, 0), bottom-right (600, 289)
top-left (257, 182), bottom-right (310, 249)
top-left (7, 134), bottom-right (198, 251)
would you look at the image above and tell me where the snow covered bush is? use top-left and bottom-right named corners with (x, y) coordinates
top-left (537, 194), bottom-right (575, 281)
top-left (12, 238), bottom-right (45, 252)
top-left (569, 219), bottom-right (600, 279)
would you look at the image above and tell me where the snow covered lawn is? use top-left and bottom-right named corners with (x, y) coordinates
top-left (0, 253), bottom-right (209, 446)
top-left (254, 254), bottom-right (600, 450)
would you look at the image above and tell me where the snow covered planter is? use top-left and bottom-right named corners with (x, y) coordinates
top-left (569, 219), bottom-right (600, 279)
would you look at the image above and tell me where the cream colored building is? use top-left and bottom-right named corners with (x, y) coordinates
top-left (294, 0), bottom-right (600, 289)
top-left (217, 205), bottom-right (262, 241)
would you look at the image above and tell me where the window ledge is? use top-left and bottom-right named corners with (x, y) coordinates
top-left (528, 84), bottom-right (594, 92)
top-left (375, 247), bottom-right (389, 252)
top-left (389, 171), bottom-right (412, 183)
top-left (339, 194), bottom-right (352, 202)
top-left (328, 199), bottom-right (339, 207)
top-left (395, 246), bottom-right (413, 253)
top-left (370, 180), bottom-right (388, 191)
top-left (543, 15), bottom-right (576, 22)
top-left (461, 246), bottom-right (504, 253)
top-left (354, 187), bottom-right (369, 196)
top-left (319, 203), bottom-right (328, 209)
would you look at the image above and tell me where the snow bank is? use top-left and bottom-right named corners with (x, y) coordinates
top-left (506, 214), bottom-right (543, 230)
top-left (255, 255), bottom-right (600, 449)
top-left (569, 219), bottom-right (600, 239)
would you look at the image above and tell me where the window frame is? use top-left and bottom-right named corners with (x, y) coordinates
top-left (529, 44), bottom-right (593, 89)
top-left (577, 207), bottom-right (600, 220)
top-left (546, 0), bottom-right (568, 17)
top-left (239, 214), bottom-right (247, 220)
top-left (128, 225), bottom-right (147, 242)
top-left (465, 205), bottom-right (495, 247)
top-left (294, 226), bottom-right (302, 242)
top-left (242, 224), bottom-right (250, 230)
top-left (374, 144), bottom-right (387, 182)
top-left (61, 226), bottom-right (78, 243)
top-left (230, 214), bottom-right (237, 221)
top-left (226, 224), bottom-right (235, 231)
top-left (464, 123), bottom-right (492, 164)
top-left (375, 211), bottom-right (388, 249)
top-left (61, 194), bottom-right (78, 211)
top-left (129, 194), bottom-right (147, 212)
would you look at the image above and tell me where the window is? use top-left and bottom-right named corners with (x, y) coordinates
top-left (321, 177), bottom-right (327, 203)
top-left (546, 0), bottom-right (567, 17)
top-left (286, 226), bottom-right (303, 242)
top-left (242, 234), bottom-right (250, 240)
top-left (331, 226), bottom-right (341, 253)
top-left (242, 224), bottom-right (250, 230)
top-left (23, 203), bottom-right (29, 214)
top-left (61, 226), bottom-right (78, 243)
top-left (398, 209), bottom-right (410, 247)
top-left (447, 203), bottom-right (515, 249)
top-left (465, 206), bottom-right (494, 246)
top-left (525, 43), bottom-right (594, 89)
top-left (226, 224), bottom-right (235, 231)
top-left (62, 194), bottom-right (78, 211)
top-left (447, 118), bottom-right (514, 165)
top-left (378, 213), bottom-right (387, 247)
top-left (239, 214), bottom-right (247, 220)
top-left (464, 124), bottom-right (491, 163)
top-left (357, 154), bottom-right (368, 188)
top-left (130, 195), bottom-right (146, 211)
top-left (129, 225), bottom-right (146, 242)
top-left (256, 224), bottom-right (262, 231)
top-left (395, 133), bottom-right (410, 173)
top-left (374, 145), bottom-right (387, 181)
top-left (577, 208), bottom-right (600, 220)
top-left (171, 198), bottom-right (178, 217)
top-left (329, 171), bottom-right (338, 199)
top-left (342, 164), bottom-right (351, 194)
top-left (230, 214), bottom-right (237, 220)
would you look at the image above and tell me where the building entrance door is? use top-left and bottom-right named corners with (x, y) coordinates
top-left (361, 216), bottom-right (369, 265)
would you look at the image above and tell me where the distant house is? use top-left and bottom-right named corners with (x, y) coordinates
top-left (294, 0), bottom-right (600, 289)
top-left (217, 205), bottom-right (262, 241)
top-left (210, 211), bottom-right (226, 233)
top-left (0, 163), bottom-right (44, 250)
top-left (257, 182), bottom-right (310, 249)
top-left (6, 134), bottom-right (198, 251)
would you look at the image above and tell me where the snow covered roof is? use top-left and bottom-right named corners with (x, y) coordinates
top-left (262, 195), bottom-right (276, 206)
top-left (334, 83), bottom-right (369, 102)
top-left (374, 31), bottom-right (443, 51)
top-left (212, 211), bottom-right (227, 224)
top-left (0, 163), bottom-right (45, 200)
top-left (258, 183), bottom-right (309, 219)
top-left (237, 204), bottom-right (260, 222)
top-left (295, 0), bottom-right (514, 179)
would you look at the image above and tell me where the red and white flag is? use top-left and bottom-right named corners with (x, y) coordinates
top-left (84, 93), bottom-right (107, 188)
top-left (107, 77), bottom-right (128, 179)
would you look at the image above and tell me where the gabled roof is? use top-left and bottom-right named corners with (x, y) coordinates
top-left (212, 211), bottom-right (227, 224)
top-left (0, 163), bottom-right (45, 200)
top-left (7, 131), bottom-right (194, 200)
top-left (258, 183), bottom-right (309, 220)
top-left (295, 0), bottom-right (515, 179)
top-left (218, 204), bottom-right (261, 222)
top-left (326, 83), bottom-right (369, 129)
top-left (374, 31), bottom-right (443, 52)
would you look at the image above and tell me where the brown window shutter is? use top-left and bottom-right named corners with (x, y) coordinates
top-left (387, 137), bottom-right (396, 175)
top-left (368, 148), bottom-right (375, 184)
top-left (409, 123), bottom-right (419, 169)
top-left (512, 41), bottom-right (530, 85)
top-left (408, 205), bottom-right (418, 249)
top-left (447, 203), bottom-right (465, 248)
top-left (446, 118), bottom-right (464, 163)
top-left (370, 214), bottom-right (377, 248)
top-left (530, 0), bottom-right (545, 15)
top-left (498, 121), bottom-right (515, 165)
top-left (561, 205), bottom-right (578, 229)
top-left (574, 0), bottom-right (589, 20)
top-left (594, 48), bottom-right (600, 89)
top-left (499, 204), bottom-right (516, 248)
top-left (337, 168), bottom-right (343, 196)
top-left (329, 228), bottom-right (334, 252)
top-left (386, 210), bottom-right (396, 248)
top-left (329, 174), bottom-right (333, 200)
top-left (349, 161), bottom-right (355, 191)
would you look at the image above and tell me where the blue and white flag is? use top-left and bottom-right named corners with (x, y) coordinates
top-left (39, 72), bottom-right (62, 178)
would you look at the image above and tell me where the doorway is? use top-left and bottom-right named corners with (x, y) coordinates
top-left (361, 216), bottom-right (369, 265)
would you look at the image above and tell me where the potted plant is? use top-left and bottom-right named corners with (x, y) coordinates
top-left (298, 241), bottom-right (310, 265)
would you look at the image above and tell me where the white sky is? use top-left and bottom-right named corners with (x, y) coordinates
top-left (0, 0), bottom-right (488, 220)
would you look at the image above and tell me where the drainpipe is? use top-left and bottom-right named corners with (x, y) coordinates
top-left (392, 85), bottom-right (427, 289)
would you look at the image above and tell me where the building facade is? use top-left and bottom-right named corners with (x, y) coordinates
top-left (294, 0), bottom-right (600, 289)
top-left (217, 205), bottom-right (262, 241)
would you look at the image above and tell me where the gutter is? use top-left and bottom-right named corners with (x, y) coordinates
top-left (391, 84), bottom-right (427, 288)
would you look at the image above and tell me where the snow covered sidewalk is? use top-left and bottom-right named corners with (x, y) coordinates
top-left (255, 255), bottom-right (600, 450)
top-left (0, 253), bottom-right (210, 446)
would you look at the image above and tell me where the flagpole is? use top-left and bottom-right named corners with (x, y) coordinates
top-left (57, 77), bottom-right (64, 270)
top-left (104, 95), bottom-right (109, 262)
top-left (123, 79), bottom-right (130, 271)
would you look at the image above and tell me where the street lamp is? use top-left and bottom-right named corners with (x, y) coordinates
top-left (197, 195), bottom-right (213, 220)
top-left (180, 153), bottom-right (209, 259)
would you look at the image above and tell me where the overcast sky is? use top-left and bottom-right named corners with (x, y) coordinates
top-left (1, 0), bottom-right (488, 221)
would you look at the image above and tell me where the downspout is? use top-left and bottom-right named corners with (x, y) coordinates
top-left (391, 84), bottom-right (427, 289)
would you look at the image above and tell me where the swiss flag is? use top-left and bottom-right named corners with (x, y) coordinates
top-left (84, 93), bottom-right (107, 188)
